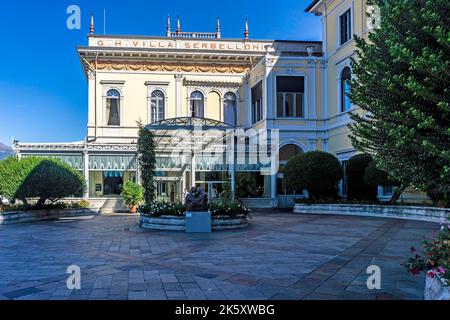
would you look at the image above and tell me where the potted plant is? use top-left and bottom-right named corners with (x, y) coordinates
top-left (402, 217), bottom-right (450, 300)
top-left (121, 181), bottom-right (144, 213)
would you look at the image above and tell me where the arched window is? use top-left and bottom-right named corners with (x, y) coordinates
top-left (150, 90), bottom-right (165, 122)
top-left (190, 91), bottom-right (204, 118)
top-left (106, 89), bottom-right (120, 126)
top-left (224, 92), bottom-right (236, 126)
top-left (340, 67), bottom-right (352, 112)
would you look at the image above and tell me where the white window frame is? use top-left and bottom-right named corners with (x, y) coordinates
top-left (146, 81), bottom-right (169, 124)
top-left (101, 82), bottom-right (125, 127)
top-left (337, 4), bottom-right (354, 49)
top-left (336, 60), bottom-right (353, 114)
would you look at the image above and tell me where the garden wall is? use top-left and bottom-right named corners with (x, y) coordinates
top-left (0, 208), bottom-right (99, 225)
top-left (293, 204), bottom-right (449, 223)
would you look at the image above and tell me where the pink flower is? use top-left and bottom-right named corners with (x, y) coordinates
top-left (438, 266), bottom-right (445, 274)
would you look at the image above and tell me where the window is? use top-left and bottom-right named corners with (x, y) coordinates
top-left (339, 9), bottom-right (352, 45)
top-left (106, 89), bottom-right (120, 126)
top-left (340, 67), bottom-right (352, 112)
top-left (150, 90), bottom-right (165, 122)
top-left (190, 91), bottom-right (204, 118)
top-left (224, 92), bottom-right (236, 126)
top-left (383, 186), bottom-right (394, 196)
top-left (251, 82), bottom-right (263, 124)
top-left (276, 76), bottom-right (305, 118)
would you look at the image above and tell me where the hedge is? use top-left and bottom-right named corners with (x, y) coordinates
top-left (283, 151), bottom-right (343, 200)
top-left (0, 156), bottom-right (86, 204)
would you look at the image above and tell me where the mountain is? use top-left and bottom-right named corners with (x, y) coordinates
top-left (0, 142), bottom-right (13, 160)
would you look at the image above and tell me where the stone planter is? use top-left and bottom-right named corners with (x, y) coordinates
top-left (293, 203), bottom-right (449, 223)
top-left (425, 276), bottom-right (450, 300)
top-left (139, 214), bottom-right (248, 231)
top-left (0, 208), bottom-right (98, 225)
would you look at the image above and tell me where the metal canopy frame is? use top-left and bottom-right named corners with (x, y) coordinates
top-left (146, 117), bottom-right (237, 192)
top-left (146, 117), bottom-right (235, 153)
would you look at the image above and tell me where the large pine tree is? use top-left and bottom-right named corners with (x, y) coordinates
top-left (349, 0), bottom-right (450, 206)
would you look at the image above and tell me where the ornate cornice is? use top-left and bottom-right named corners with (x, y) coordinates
top-left (92, 61), bottom-right (251, 74)
top-left (14, 142), bottom-right (137, 153)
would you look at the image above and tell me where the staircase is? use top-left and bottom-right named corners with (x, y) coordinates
top-left (99, 197), bottom-right (130, 214)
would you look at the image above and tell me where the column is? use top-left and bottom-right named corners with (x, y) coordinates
top-left (190, 152), bottom-right (196, 188)
top-left (87, 71), bottom-right (96, 139)
top-left (174, 74), bottom-right (183, 117)
top-left (245, 75), bottom-right (252, 128)
top-left (136, 160), bottom-right (141, 185)
top-left (265, 58), bottom-right (274, 120)
top-left (83, 151), bottom-right (89, 199)
top-left (309, 61), bottom-right (317, 119)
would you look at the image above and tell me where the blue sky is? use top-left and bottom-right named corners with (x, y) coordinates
top-left (0, 0), bottom-right (321, 146)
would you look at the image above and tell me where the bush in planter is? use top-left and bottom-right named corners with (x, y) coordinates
top-left (121, 181), bottom-right (144, 211)
top-left (139, 201), bottom-right (186, 217)
top-left (402, 219), bottom-right (450, 285)
top-left (346, 154), bottom-right (377, 201)
top-left (284, 151), bottom-right (343, 200)
top-left (0, 200), bottom-right (90, 212)
top-left (209, 200), bottom-right (251, 217)
top-left (0, 157), bottom-right (85, 204)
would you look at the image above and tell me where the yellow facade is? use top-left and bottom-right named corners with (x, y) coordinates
top-left (16, 2), bottom-right (389, 204)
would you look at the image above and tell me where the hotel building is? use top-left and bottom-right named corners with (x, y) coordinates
top-left (14, 0), bottom-right (389, 207)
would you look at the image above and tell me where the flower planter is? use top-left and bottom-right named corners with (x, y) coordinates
top-left (425, 276), bottom-right (450, 300)
top-left (139, 214), bottom-right (248, 231)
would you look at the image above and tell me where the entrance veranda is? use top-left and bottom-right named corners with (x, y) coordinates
top-left (146, 117), bottom-right (276, 203)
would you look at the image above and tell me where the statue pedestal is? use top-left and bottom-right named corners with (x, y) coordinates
top-left (185, 211), bottom-right (211, 233)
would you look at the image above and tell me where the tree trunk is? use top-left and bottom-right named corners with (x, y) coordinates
top-left (389, 185), bottom-right (406, 204)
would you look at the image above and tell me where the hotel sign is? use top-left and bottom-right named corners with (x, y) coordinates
top-left (88, 37), bottom-right (271, 53)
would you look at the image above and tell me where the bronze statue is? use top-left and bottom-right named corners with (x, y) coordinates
top-left (185, 186), bottom-right (209, 211)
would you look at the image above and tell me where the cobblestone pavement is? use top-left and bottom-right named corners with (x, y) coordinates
top-left (0, 212), bottom-right (438, 300)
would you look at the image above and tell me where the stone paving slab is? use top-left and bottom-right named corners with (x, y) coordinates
top-left (0, 212), bottom-right (438, 300)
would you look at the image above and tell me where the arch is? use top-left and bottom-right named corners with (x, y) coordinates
top-left (150, 90), bottom-right (165, 122)
top-left (279, 143), bottom-right (304, 163)
top-left (106, 89), bottom-right (120, 126)
top-left (190, 91), bottom-right (205, 118)
top-left (340, 66), bottom-right (352, 112)
top-left (223, 92), bottom-right (237, 126)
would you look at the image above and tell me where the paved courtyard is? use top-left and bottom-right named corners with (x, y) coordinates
top-left (0, 212), bottom-right (438, 300)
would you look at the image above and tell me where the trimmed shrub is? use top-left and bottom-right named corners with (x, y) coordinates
top-left (121, 181), bottom-right (144, 207)
top-left (364, 160), bottom-right (397, 187)
top-left (283, 151), bottom-right (343, 200)
top-left (0, 157), bottom-right (85, 204)
top-left (347, 154), bottom-right (377, 201)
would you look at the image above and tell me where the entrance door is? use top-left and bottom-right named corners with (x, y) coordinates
top-left (156, 179), bottom-right (182, 203)
top-left (103, 172), bottom-right (123, 195)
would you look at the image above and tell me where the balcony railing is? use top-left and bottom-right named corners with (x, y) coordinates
top-left (168, 31), bottom-right (220, 39)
